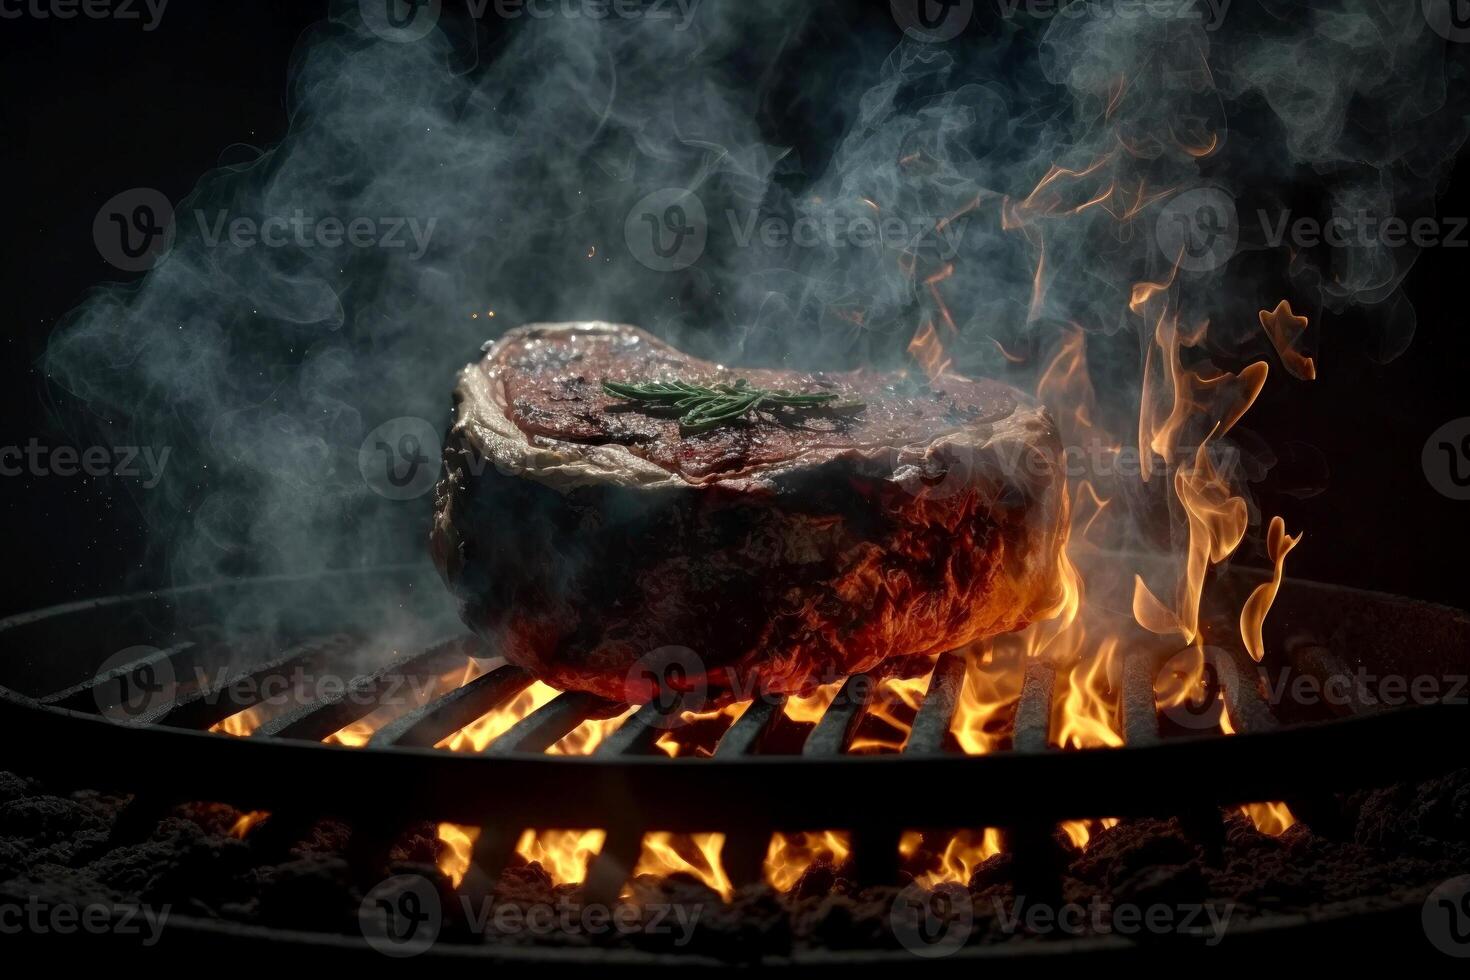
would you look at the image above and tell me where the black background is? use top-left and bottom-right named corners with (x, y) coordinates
top-left (1, 1), bottom-right (1467, 618)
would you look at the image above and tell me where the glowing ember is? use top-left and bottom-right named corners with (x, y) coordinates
top-left (764, 831), bottom-right (850, 892)
top-left (900, 828), bottom-right (1003, 888)
top-left (631, 833), bottom-right (733, 901)
top-left (229, 811), bottom-right (269, 839)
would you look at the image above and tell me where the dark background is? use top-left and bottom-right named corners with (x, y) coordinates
top-left (1, 1), bottom-right (1467, 617)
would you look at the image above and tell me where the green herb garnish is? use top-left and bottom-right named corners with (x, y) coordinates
top-left (601, 378), bottom-right (865, 434)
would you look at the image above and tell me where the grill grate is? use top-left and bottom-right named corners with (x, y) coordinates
top-left (0, 566), bottom-right (1465, 901)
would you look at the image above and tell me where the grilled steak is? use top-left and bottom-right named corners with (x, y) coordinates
top-left (431, 322), bottom-right (1067, 703)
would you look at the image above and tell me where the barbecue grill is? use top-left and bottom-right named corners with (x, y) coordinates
top-left (0, 560), bottom-right (1465, 963)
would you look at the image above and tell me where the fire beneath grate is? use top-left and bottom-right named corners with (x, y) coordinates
top-left (2, 563), bottom-right (1464, 920)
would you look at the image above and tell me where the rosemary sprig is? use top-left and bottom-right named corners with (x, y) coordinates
top-left (602, 377), bottom-right (864, 434)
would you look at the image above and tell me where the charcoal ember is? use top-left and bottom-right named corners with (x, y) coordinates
top-left (432, 322), bottom-right (1067, 703)
top-left (257, 856), bottom-right (355, 931)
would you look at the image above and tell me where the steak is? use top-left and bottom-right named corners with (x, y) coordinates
top-left (431, 322), bottom-right (1068, 703)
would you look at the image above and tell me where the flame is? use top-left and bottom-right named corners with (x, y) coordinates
top-left (229, 811), bottom-right (269, 839)
top-left (782, 681), bottom-right (844, 725)
top-left (437, 822), bottom-right (477, 887)
top-left (436, 681), bottom-right (560, 752)
top-left (1239, 516), bottom-right (1303, 662)
top-left (210, 705), bottom-right (268, 737)
top-left (654, 702), bottom-right (749, 758)
top-left (631, 833), bottom-right (733, 901)
top-left (1060, 818), bottom-right (1119, 849)
top-left (950, 646), bottom-right (1023, 755)
top-left (1239, 801), bottom-right (1296, 836)
top-left (764, 831), bottom-right (851, 892)
top-left (849, 670), bottom-right (932, 754)
top-left (900, 828), bottom-right (1002, 888)
top-left (907, 319), bottom-right (952, 381)
top-left (1053, 638), bottom-right (1124, 750)
top-left (1219, 708), bottom-right (1297, 835)
top-left (1258, 300), bottom-right (1316, 380)
top-left (546, 706), bottom-right (638, 755)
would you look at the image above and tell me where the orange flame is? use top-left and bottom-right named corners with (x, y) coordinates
top-left (632, 833), bottom-right (733, 900)
top-left (1258, 300), bottom-right (1316, 380)
top-left (764, 831), bottom-right (851, 892)
top-left (1239, 516), bottom-right (1303, 662)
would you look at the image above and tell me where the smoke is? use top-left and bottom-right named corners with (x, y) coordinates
top-left (43, 0), bottom-right (1469, 629)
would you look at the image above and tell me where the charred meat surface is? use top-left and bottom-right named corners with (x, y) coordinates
top-left (431, 322), bottom-right (1067, 702)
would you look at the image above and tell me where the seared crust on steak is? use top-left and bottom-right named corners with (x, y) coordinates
top-left (431, 322), bottom-right (1067, 703)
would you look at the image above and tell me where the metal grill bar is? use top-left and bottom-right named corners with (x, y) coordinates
top-left (41, 640), bottom-right (197, 711)
top-left (1120, 651), bottom-right (1162, 746)
top-left (254, 635), bottom-right (479, 741)
top-left (712, 696), bottom-right (784, 758)
top-left (369, 662), bottom-right (529, 748)
top-left (905, 651), bottom-right (965, 754)
top-left (1286, 634), bottom-right (1374, 717)
top-left (139, 634), bottom-right (358, 730)
top-left (485, 691), bottom-right (625, 756)
top-left (802, 674), bottom-right (873, 757)
top-left (1210, 646), bottom-right (1277, 734)
top-left (1011, 662), bottom-right (1055, 753)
